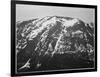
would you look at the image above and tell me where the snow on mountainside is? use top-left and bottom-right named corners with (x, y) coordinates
top-left (16, 16), bottom-right (95, 72)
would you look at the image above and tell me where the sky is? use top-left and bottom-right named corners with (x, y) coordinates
top-left (16, 4), bottom-right (95, 23)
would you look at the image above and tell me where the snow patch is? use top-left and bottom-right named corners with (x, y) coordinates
top-left (61, 18), bottom-right (79, 27)
top-left (19, 59), bottom-right (31, 70)
top-left (28, 17), bottom-right (57, 40)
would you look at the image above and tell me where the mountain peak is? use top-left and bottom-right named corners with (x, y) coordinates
top-left (16, 16), bottom-right (94, 71)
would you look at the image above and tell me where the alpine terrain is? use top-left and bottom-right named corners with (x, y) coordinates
top-left (16, 16), bottom-right (95, 72)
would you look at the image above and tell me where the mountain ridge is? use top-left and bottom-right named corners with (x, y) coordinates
top-left (16, 16), bottom-right (95, 72)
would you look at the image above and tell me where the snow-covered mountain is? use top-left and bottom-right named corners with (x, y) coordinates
top-left (16, 16), bottom-right (95, 72)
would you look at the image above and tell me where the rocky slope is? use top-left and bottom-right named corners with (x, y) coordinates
top-left (16, 16), bottom-right (95, 72)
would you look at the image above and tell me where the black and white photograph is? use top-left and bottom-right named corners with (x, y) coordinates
top-left (11, 0), bottom-right (97, 76)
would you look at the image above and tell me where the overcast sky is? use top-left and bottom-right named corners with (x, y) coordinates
top-left (16, 4), bottom-right (95, 23)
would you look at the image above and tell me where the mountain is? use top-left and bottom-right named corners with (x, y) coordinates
top-left (16, 16), bottom-right (95, 72)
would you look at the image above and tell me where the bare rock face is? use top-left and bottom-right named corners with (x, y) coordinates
top-left (16, 16), bottom-right (94, 72)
